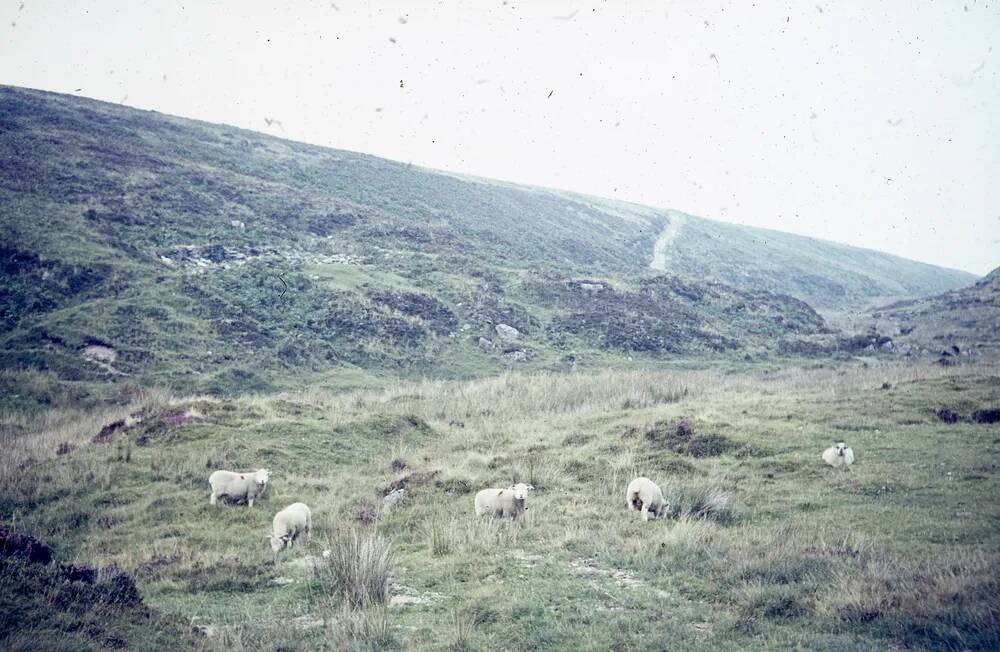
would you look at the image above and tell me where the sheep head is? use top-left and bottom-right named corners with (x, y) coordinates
top-left (507, 483), bottom-right (534, 501)
top-left (833, 442), bottom-right (848, 457)
top-left (269, 533), bottom-right (290, 552)
top-left (254, 469), bottom-right (271, 488)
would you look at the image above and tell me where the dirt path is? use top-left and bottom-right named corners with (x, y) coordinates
top-left (649, 212), bottom-right (685, 271)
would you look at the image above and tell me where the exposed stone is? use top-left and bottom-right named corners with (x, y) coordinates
top-left (495, 323), bottom-right (520, 340)
top-left (382, 488), bottom-right (406, 508)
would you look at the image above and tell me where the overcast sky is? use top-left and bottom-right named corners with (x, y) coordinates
top-left (3, 1), bottom-right (998, 274)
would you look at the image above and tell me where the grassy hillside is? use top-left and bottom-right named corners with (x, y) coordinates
top-left (0, 85), bottom-right (975, 395)
top-left (662, 212), bottom-right (976, 310)
top-left (2, 363), bottom-right (998, 650)
top-left (868, 267), bottom-right (1000, 362)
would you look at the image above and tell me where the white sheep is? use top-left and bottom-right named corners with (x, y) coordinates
top-left (208, 469), bottom-right (270, 507)
top-left (269, 502), bottom-right (312, 552)
top-left (626, 476), bottom-right (669, 522)
top-left (474, 483), bottom-right (534, 519)
top-left (822, 442), bottom-right (855, 468)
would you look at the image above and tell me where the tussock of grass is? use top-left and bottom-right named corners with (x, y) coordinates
top-left (319, 529), bottom-right (394, 608)
top-left (333, 605), bottom-right (396, 650)
top-left (663, 481), bottom-right (736, 523)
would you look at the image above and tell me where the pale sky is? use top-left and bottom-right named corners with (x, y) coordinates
top-left (3, 1), bottom-right (998, 274)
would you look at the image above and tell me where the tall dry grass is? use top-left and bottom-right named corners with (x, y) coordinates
top-left (264, 361), bottom-right (998, 430)
top-left (0, 384), bottom-right (172, 489)
top-left (318, 529), bottom-right (394, 608)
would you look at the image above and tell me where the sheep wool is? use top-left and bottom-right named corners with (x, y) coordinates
top-left (270, 503), bottom-right (312, 552)
top-left (209, 469), bottom-right (271, 507)
top-left (822, 442), bottom-right (855, 468)
top-left (626, 476), bottom-right (669, 522)
top-left (474, 483), bottom-right (534, 519)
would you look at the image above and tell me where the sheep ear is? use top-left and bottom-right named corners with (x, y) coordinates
top-left (527, 485), bottom-right (534, 490)
top-left (498, 490), bottom-right (505, 495)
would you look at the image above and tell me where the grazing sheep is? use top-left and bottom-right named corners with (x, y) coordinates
top-left (474, 483), bottom-right (534, 519)
top-left (269, 502), bottom-right (312, 552)
top-left (626, 476), bottom-right (669, 522)
top-left (208, 469), bottom-right (270, 507)
top-left (822, 442), bottom-right (855, 468)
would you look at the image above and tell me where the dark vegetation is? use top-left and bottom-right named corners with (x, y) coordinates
top-left (0, 526), bottom-right (186, 650)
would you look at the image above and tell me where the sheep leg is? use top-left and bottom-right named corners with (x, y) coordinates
top-left (210, 492), bottom-right (217, 506)
top-left (248, 495), bottom-right (254, 507)
top-left (641, 503), bottom-right (651, 522)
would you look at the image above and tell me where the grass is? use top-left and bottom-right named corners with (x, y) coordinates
top-left (1, 361), bottom-right (998, 649)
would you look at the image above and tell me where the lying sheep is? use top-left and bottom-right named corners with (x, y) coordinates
top-left (209, 469), bottom-right (270, 507)
top-left (269, 502), bottom-right (312, 552)
top-left (626, 476), bottom-right (669, 522)
top-left (822, 442), bottom-right (855, 468)
top-left (474, 482), bottom-right (534, 519)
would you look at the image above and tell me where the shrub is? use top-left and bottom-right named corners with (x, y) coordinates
top-left (935, 408), bottom-right (960, 423)
top-left (972, 408), bottom-right (1000, 424)
top-left (642, 419), bottom-right (741, 457)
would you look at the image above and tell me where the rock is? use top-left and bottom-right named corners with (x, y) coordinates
top-left (82, 344), bottom-right (116, 364)
top-left (230, 220), bottom-right (246, 229)
top-left (504, 350), bottom-right (527, 362)
top-left (879, 340), bottom-right (894, 352)
top-left (495, 323), bottom-right (520, 340)
top-left (579, 282), bottom-right (604, 292)
top-left (382, 488), bottom-right (406, 508)
top-left (478, 337), bottom-right (494, 352)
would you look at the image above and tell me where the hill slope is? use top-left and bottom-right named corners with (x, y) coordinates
top-left (869, 266), bottom-right (1000, 361)
top-left (0, 86), bottom-right (974, 392)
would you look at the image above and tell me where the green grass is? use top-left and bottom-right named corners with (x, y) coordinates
top-left (2, 362), bottom-right (998, 650)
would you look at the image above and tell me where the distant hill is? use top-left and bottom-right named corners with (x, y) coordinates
top-left (0, 86), bottom-right (975, 393)
top-left (869, 267), bottom-right (1000, 361)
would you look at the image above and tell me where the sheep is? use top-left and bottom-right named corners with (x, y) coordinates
top-left (822, 442), bottom-right (855, 468)
top-left (269, 502), bottom-right (312, 552)
top-left (208, 469), bottom-right (270, 507)
top-left (626, 476), bottom-right (669, 522)
top-left (474, 482), bottom-right (534, 519)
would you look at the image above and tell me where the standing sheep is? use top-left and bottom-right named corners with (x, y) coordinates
top-left (208, 469), bottom-right (270, 507)
top-left (474, 483), bottom-right (534, 519)
top-left (269, 502), bottom-right (312, 552)
top-left (626, 476), bottom-right (669, 522)
top-left (822, 442), bottom-right (855, 468)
